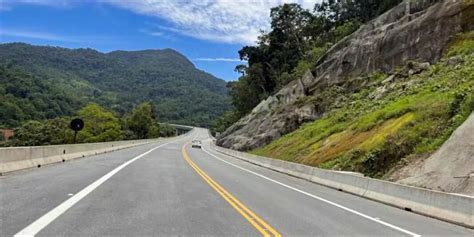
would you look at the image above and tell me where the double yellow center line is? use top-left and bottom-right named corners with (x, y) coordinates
top-left (181, 144), bottom-right (281, 237)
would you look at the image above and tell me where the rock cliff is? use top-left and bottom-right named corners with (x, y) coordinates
top-left (218, 0), bottom-right (473, 151)
top-left (390, 113), bottom-right (474, 195)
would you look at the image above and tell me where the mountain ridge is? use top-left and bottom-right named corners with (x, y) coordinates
top-left (0, 42), bottom-right (230, 127)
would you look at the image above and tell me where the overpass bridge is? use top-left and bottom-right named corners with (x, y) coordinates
top-left (158, 123), bottom-right (193, 136)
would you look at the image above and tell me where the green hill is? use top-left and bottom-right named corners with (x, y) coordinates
top-left (0, 43), bottom-right (231, 127)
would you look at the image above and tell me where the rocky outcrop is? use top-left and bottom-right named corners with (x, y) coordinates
top-left (218, 71), bottom-right (318, 150)
top-left (392, 113), bottom-right (474, 195)
top-left (218, 0), bottom-right (473, 151)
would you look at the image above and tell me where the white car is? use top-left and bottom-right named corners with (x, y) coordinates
top-left (191, 140), bottom-right (202, 148)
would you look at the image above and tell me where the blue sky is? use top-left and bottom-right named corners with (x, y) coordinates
top-left (0, 0), bottom-right (316, 81)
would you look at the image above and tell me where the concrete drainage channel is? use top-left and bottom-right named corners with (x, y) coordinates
top-left (0, 137), bottom-right (177, 175)
top-left (210, 143), bottom-right (474, 228)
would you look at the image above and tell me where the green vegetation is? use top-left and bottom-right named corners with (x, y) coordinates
top-left (2, 102), bottom-right (177, 147)
top-left (0, 44), bottom-right (230, 128)
top-left (0, 66), bottom-right (81, 128)
top-left (210, 110), bottom-right (242, 136)
top-left (212, 0), bottom-right (402, 134)
top-left (9, 118), bottom-right (72, 146)
top-left (252, 32), bottom-right (474, 177)
top-left (76, 103), bottom-right (124, 143)
top-left (122, 102), bottom-right (160, 139)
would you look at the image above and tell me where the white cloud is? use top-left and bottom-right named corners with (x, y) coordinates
top-left (2, 0), bottom-right (72, 8)
top-left (195, 57), bottom-right (243, 62)
top-left (109, 0), bottom-right (318, 44)
top-left (139, 28), bottom-right (179, 42)
top-left (0, 28), bottom-right (73, 41)
top-left (139, 28), bottom-right (164, 37)
top-left (4, 0), bottom-right (320, 44)
top-left (149, 32), bottom-right (164, 37)
top-left (0, 28), bottom-right (118, 44)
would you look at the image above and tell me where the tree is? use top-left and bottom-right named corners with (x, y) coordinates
top-left (314, 0), bottom-right (402, 26)
top-left (9, 120), bottom-right (49, 146)
top-left (229, 4), bottom-right (315, 116)
top-left (123, 102), bottom-right (160, 139)
top-left (229, 75), bottom-right (263, 115)
top-left (158, 124), bottom-right (176, 137)
top-left (77, 103), bottom-right (123, 142)
top-left (268, 3), bottom-right (313, 62)
top-left (210, 110), bottom-right (242, 135)
top-left (6, 117), bottom-right (72, 146)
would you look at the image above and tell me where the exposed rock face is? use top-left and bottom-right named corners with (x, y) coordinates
top-left (393, 113), bottom-right (474, 195)
top-left (218, 71), bottom-right (318, 150)
top-left (218, 0), bottom-right (473, 151)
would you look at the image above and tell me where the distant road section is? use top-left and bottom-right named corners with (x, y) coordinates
top-left (1, 128), bottom-right (472, 236)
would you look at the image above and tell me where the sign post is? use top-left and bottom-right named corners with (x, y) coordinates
top-left (70, 118), bottom-right (84, 144)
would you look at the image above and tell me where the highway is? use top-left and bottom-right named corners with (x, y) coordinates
top-left (1, 128), bottom-right (472, 236)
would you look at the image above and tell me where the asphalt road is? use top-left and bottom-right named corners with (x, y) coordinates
top-left (1, 128), bottom-right (472, 236)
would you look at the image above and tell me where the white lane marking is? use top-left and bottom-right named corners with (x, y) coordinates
top-left (201, 147), bottom-right (421, 237)
top-left (15, 141), bottom-right (176, 237)
top-left (67, 193), bottom-right (73, 196)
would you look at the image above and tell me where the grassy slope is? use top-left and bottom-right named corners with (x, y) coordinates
top-left (252, 32), bottom-right (474, 178)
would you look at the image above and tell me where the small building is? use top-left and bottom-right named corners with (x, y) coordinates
top-left (0, 129), bottom-right (14, 141)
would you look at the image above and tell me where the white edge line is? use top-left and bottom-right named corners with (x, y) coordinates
top-left (201, 146), bottom-right (421, 237)
top-left (14, 140), bottom-right (179, 237)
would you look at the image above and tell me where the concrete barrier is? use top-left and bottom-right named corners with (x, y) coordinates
top-left (211, 143), bottom-right (474, 228)
top-left (0, 137), bottom-right (174, 174)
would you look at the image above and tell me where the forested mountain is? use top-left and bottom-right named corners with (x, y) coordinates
top-left (0, 43), bottom-right (230, 128)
